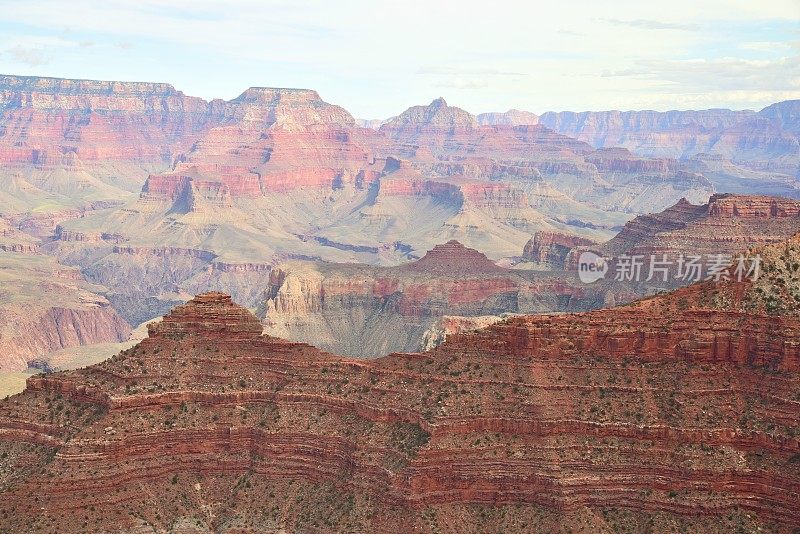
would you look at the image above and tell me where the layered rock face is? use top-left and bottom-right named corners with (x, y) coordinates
top-left (537, 108), bottom-right (756, 157)
top-left (263, 241), bottom-right (619, 357)
top-left (476, 109), bottom-right (539, 126)
top-left (152, 292), bottom-right (264, 340)
top-left (707, 193), bottom-right (800, 218)
top-left (522, 231), bottom-right (597, 269)
top-left (515, 194), bottom-right (800, 318)
top-left (380, 97), bottom-right (589, 160)
top-left (0, 75), bottom-right (217, 165)
top-left (141, 86), bottom-right (382, 206)
top-left (0, 76), bottom-right (198, 284)
top-left (0, 252), bottom-right (131, 371)
top-left (519, 193), bottom-right (800, 271)
top-left (759, 99), bottom-right (800, 135)
top-left (601, 193), bottom-right (800, 258)
top-left (0, 75), bottom-right (229, 220)
top-left (379, 98), bottom-right (714, 217)
top-left (420, 314), bottom-right (505, 350)
top-left (0, 265), bottom-right (798, 531)
top-left (536, 103), bottom-right (800, 183)
top-left (405, 239), bottom-right (504, 275)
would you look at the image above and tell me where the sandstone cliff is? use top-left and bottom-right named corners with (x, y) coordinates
top-left (601, 193), bottom-right (800, 258)
top-left (0, 253), bottom-right (131, 371)
top-left (535, 102), bottom-right (800, 189)
top-left (522, 231), bottom-right (597, 269)
top-left (0, 260), bottom-right (798, 531)
top-left (2, 75), bottom-right (727, 289)
top-left (262, 241), bottom-right (626, 357)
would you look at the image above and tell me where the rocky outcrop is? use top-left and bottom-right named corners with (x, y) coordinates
top-left (420, 314), bottom-right (505, 350)
top-left (536, 102), bottom-right (800, 179)
top-left (522, 231), bottom-right (597, 268)
top-left (262, 241), bottom-right (612, 357)
top-left (602, 193), bottom-right (800, 259)
top-left (404, 240), bottom-right (504, 275)
top-left (0, 270), bottom-right (798, 531)
top-left (0, 217), bottom-right (39, 253)
top-left (381, 97), bottom-right (478, 133)
top-left (476, 109), bottom-right (539, 126)
top-left (707, 194), bottom-right (800, 218)
top-left (150, 292), bottom-right (263, 341)
top-left (0, 254), bottom-right (131, 371)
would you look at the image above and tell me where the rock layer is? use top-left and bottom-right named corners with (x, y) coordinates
top-left (602, 193), bottom-right (800, 258)
top-left (0, 262), bottom-right (798, 532)
top-left (262, 241), bottom-right (609, 357)
top-left (0, 253), bottom-right (131, 371)
top-left (522, 231), bottom-right (597, 268)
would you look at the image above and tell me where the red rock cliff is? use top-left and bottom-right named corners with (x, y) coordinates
top-left (0, 271), bottom-right (797, 531)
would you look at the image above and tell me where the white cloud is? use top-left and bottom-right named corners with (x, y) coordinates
top-left (634, 56), bottom-right (800, 92)
top-left (0, 0), bottom-right (797, 116)
top-left (740, 41), bottom-right (793, 52)
top-left (601, 18), bottom-right (700, 31)
top-left (433, 78), bottom-right (490, 89)
top-left (6, 46), bottom-right (52, 66)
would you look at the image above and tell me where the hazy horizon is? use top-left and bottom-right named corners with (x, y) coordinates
top-left (2, 70), bottom-right (796, 120)
top-left (0, 0), bottom-right (798, 118)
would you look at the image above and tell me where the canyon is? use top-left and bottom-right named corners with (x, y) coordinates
top-left (479, 102), bottom-right (800, 193)
top-left (2, 189), bottom-right (794, 386)
top-left (262, 240), bottom-right (609, 357)
top-left (0, 232), bottom-right (798, 530)
top-left (0, 73), bottom-right (799, 386)
top-left (262, 194), bottom-right (800, 357)
top-left (0, 253), bottom-right (130, 372)
top-left (0, 0), bottom-right (797, 524)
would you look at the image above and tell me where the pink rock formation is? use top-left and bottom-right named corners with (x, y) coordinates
top-left (0, 75), bottom-right (217, 166)
top-left (522, 231), bottom-right (597, 268)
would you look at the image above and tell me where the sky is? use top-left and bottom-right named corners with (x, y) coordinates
top-left (0, 0), bottom-right (798, 119)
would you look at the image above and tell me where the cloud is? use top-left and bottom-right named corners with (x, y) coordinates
top-left (6, 46), bottom-right (52, 66)
top-left (740, 41), bottom-right (792, 52)
top-left (602, 18), bottom-right (700, 31)
top-left (418, 66), bottom-right (528, 77)
top-left (600, 68), bottom-right (648, 77)
top-left (558, 29), bottom-right (586, 37)
top-left (432, 77), bottom-right (489, 89)
top-left (420, 66), bottom-right (529, 92)
top-left (0, 0), bottom-right (796, 116)
top-left (612, 55), bottom-right (800, 92)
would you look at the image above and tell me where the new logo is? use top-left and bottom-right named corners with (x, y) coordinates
top-left (578, 251), bottom-right (608, 284)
